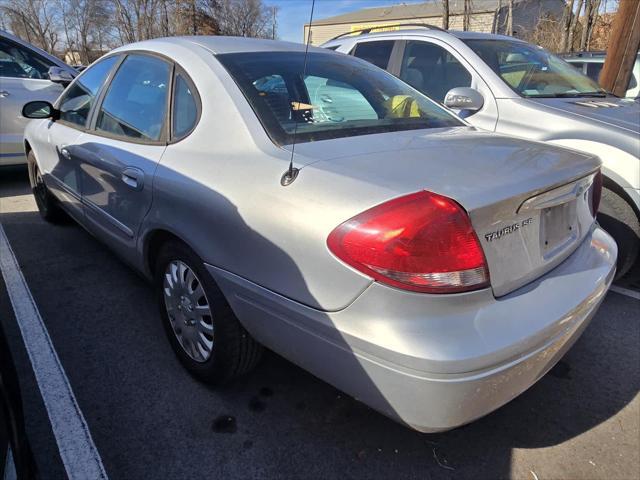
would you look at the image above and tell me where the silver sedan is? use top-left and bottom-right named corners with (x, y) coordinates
top-left (22, 37), bottom-right (616, 432)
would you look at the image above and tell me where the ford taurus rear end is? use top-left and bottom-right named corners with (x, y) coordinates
top-left (28, 38), bottom-right (616, 433)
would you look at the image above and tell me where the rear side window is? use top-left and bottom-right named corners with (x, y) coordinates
top-left (96, 54), bottom-right (170, 141)
top-left (0, 37), bottom-right (55, 79)
top-left (352, 41), bottom-right (395, 70)
top-left (399, 41), bottom-right (472, 102)
top-left (172, 73), bottom-right (198, 139)
top-left (58, 55), bottom-right (118, 128)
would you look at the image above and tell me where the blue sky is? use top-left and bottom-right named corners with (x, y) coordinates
top-left (270, 0), bottom-right (425, 43)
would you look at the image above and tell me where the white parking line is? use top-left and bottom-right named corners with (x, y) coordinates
top-left (0, 225), bottom-right (108, 480)
top-left (609, 285), bottom-right (640, 301)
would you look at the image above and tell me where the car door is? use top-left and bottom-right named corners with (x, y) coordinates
top-left (393, 39), bottom-right (499, 131)
top-left (77, 53), bottom-right (171, 256)
top-left (0, 35), bottom-right (63, 165)
top-left (35, 55), bottom-right (120, 220)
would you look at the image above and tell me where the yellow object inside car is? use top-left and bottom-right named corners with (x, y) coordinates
top-left (384, 95), bottom-right (421, 118)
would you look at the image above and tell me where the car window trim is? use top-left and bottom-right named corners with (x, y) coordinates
top-left (54, 53), bottom-right (124, 132)
top-left (388, 40), bottom-right (405, 76)
top-left (168, 64), bottom-right (202, 144)
top-left (88, 51), bottom-right (174, 146)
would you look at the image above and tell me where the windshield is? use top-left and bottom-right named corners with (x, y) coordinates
top-left (464, 39), bottom-right (606, 98)
top-left (217, 51), bottom-right (463, 145)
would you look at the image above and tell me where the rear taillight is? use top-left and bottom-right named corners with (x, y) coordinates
top-left (327, 191), bottom-right (490, 294)
top-left (590, 170), bottom-right (603, 217)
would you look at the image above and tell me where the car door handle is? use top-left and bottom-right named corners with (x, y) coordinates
top-left (121, 167), bottom-right (144, 191)
top-left (0, 91), bottom-right (9, 98)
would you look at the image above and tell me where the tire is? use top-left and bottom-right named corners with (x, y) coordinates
top-left (28, 151), bottom-right (66, 223)
top-left (155, 240), bottom-right (262, 384)
top-left (597, 187), bottom-right (640, 279)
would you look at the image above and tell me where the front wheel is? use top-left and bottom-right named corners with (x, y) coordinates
top-left (155, 240), bottom-right (262, 384)
top-left (598, 187), bottom-right (640, 279)
top-left (28, 151), bottom-right (65, 223)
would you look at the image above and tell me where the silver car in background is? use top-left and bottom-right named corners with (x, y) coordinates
top-left (0, 30), bottom-right (76, 165)
top-left (324, 28), bottom-right (640, 278)
top-left (22, 37), bottom-right (616, 432)
top-left (562, 51), bottom-right (640, 99)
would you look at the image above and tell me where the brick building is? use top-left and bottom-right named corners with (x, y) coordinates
top-left (304, 0), bottom-right (566, 46)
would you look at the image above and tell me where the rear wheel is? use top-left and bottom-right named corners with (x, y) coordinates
top-left (598, 187), bottom-right (640, 279)
top-left (28, 151), bottom-right (65, 223)
top-left (155, 240), bottom-right (262, 384)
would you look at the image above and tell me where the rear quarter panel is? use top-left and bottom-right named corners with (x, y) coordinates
top-left (139, 49), bottom-right (374, 311)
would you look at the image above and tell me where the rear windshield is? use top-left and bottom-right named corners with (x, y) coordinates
top-left (217, 51), bottom-right (463, 145)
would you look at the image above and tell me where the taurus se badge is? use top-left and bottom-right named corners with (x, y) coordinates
top-left (484, 217), bottom-right (534, 242)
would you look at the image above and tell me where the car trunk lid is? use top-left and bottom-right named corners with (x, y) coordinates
top-left (296, 127), bottom-right (601, 296)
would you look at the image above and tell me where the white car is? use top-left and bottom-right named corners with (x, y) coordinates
top-left (324, 27), bottom-right (640, 278)
top-left (0, 30), bottom-right (76, 165)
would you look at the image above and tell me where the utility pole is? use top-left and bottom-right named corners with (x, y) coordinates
top-left (600, 0), bottom-right (640, 96)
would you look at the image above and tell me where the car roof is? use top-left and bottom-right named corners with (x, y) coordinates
top-left (323, 28), bottom-right (525, 46)
top-left (116, 36), bottom-right (328, 56)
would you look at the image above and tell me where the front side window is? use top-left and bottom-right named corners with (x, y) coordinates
top-left (464, 39), bottom-right (605, 98)
top-left (351, 40), bottom-right (395, 70)
top-left (399, 41), bottom-right (472, 102)
top-left (58, 55), bottom-right (119, 127)
top-left (217, 51), bottom-right (462, 145)
top-left (0, 37), bottom-right (55, 79)
top-left (96, 55), bottom-right (170, 141)
top-left (172, 73), bottom-right (198, 139)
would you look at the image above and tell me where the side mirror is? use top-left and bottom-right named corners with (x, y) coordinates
top-left (22, 101), bottom-right (56, 119)
top-left (444, 87), bottom-right (484, 113)
top-left (47, 66), bottom-right (76, 86)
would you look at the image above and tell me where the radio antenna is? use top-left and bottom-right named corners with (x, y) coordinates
top-left (281, 0), bottom-right (316, 186)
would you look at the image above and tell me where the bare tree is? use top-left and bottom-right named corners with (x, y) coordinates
top-left (0, 0), bottom-right (61, 52)
top-left (581, 0), bottom-right (602, 50)
top-left (569, 0), bottom-right (585, 50)
top-left (463, 0), bottom-right (471, 31)
top-left (561, 0), bottom-right (576, 51)
top-left (506, 0), bottom-right (514, 35)
top-left (216, 0), bottom-right (276, 38)
top-left (60, 0), bottom-right (111, 63)
top-left (442, 0), bottom-right (449, 30)
top-left (493, 0), bottom-right (503, 34)
top-left (2, 0), bottom-right (277, 58)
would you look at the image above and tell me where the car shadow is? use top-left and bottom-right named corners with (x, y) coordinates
top-left (1, 161), bottom-right (638, 478)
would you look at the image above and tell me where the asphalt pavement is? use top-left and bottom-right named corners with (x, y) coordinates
top-left (1, 165), bottom-right (638, 480)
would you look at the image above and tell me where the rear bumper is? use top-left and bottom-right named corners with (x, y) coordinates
top-left (209, 225), bottom-right (616, 432)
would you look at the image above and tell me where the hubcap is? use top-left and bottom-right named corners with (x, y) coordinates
top-left (163, 260), bottom-right (214, 363)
